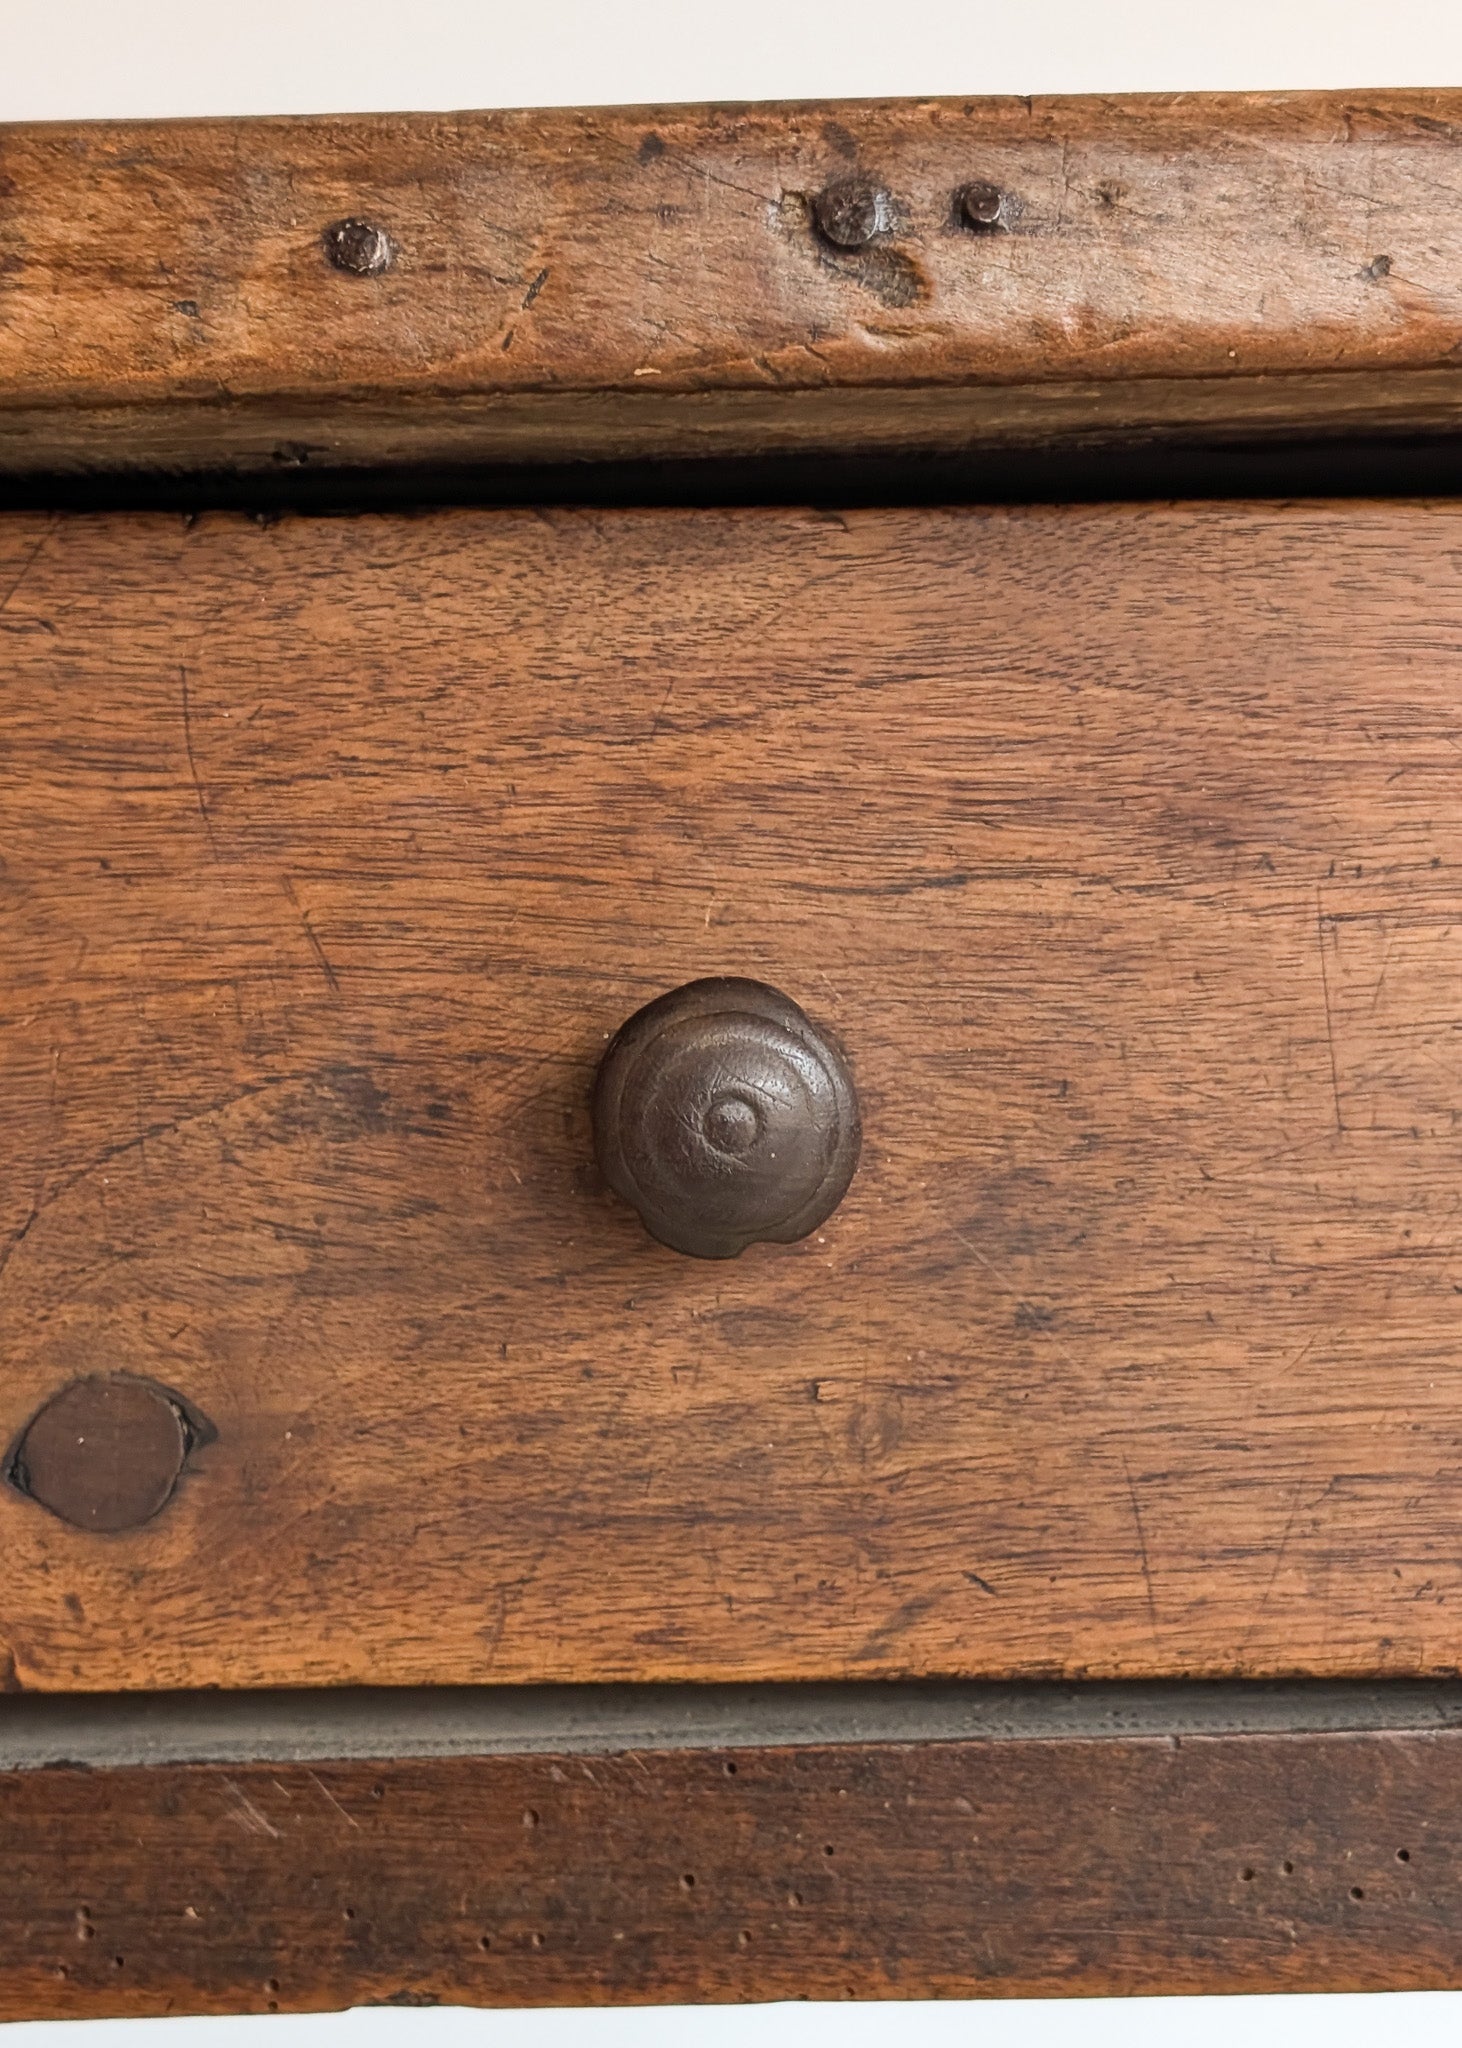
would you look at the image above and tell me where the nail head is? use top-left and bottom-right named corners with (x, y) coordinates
top-left (322, 219), bottom-right (395, 277)
top-left (813, 179), bottom-right (889, 252)
top-left (959, 181), bottom-right (1005, 229)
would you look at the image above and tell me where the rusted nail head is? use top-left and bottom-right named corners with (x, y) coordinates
top-left (959, 182), bottom-right (1005, 229)
top-left (322, 219), bottom-right (395, 276)
top-left (812, 179), bottom-right (890, 252)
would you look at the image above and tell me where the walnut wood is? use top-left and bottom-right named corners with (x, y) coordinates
top-left (592, 978), bottom-right (861, 1259)
top-left (3, 1725), bottom-right (1462, 2016)
top-left (10, 498), bottom-right (1462, 1689)
top-left (4, 93), bottom-right (1462, 478)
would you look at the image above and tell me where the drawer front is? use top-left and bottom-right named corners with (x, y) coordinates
top-left (1, 498), bottom-right (1458, 1690)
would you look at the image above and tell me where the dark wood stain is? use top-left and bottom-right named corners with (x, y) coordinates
top-left (3, 1729), bottom-right (1462, 2017)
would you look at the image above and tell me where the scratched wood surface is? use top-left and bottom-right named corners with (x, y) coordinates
top-left (6, 93), bottom-right (1462, 477)
top-left (4, 498), bottom-right (1462, 1689)
top-left (4, 1729), bottom-right (1462, 2016)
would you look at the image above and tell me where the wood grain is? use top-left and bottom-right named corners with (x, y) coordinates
top-left (4, 1727), bottom-right (1462, 2016)
top-left (5, 93), bottom-right (1462, 477)
top-left (7, 498), bottom-right (1462, 1688)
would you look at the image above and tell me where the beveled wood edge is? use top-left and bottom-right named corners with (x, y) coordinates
top-left (5, 1718), bottom-right (1462, 2015)
top-left (6, 91), bottom-right (1462, 478)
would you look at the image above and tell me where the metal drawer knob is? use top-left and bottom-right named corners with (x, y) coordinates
top-left (592, 977), bottom-right (860, 1260)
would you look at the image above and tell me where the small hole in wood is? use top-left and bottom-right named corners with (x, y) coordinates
top-left (371, 1784), bottom-right (385, 1801)
top-left (1350, 1887), bottom-right (1365, 1901)
top-left (523, 1808), bottom-right (540, 1828)
top-left (1282, 1861), bottom-right (1295, 1874)
top-left (265, 1980), bottom-right (280, 1994)
top-left (1240, 1867), bottom-right (1255, 1882)
top-left (787, 1891), bottom-right (803, 1907)
top-left (530, 1933), bottom-right (546, 1949)
top-left (823, 1844), bottom-right (835, 1856)
top-left (343, 1907), bottom-right (357, 1921)
top-left (111, 1957), bottom-right (125, 1971)
top-left (680, 1873), bottom-right (696, 1890)
top-left (723, 1760), bottom-right (738, 1776)
top-left (1397, 1849), bottom-right (1412, 1862)
top-left (478, 1936), bottom-right (492, 1952)
top-left (737, 1930), bottom-right (752, 1948)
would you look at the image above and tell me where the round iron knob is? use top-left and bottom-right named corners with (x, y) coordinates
top-left (592, 978), bottom-right (861, 1260)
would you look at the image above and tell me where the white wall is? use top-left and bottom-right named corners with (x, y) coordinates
top-left (4, 0), bottom-right (1462, 119)
top-left (4, 0), bottom-right (1461, 2040)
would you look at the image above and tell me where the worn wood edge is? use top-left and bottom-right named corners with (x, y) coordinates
top-left (4, 1680), bottom-right (1462, 1772)
top-left (5, 1727), bottom-right (1462, 2015)
top-left (7, 90), bottom-right (1462, 476)
top-left (10, 370), bottom-right (1462, 481)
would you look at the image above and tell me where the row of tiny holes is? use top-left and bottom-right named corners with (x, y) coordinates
top-left (1239, 1848), bottom-right (1412, 1897)
top-left (76, 1790), bottom-right (1407, 2003)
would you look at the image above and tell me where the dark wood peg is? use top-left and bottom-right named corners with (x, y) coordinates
top-left (5, 1375), bottom-right (215, 1533)
top-left (592, 977), bottom-right (860, 1260)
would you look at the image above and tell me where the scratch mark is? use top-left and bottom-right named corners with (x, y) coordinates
top-left (675, 157), bottom-right (777, 208)
top-left (964, 1571), bottom-right (999, 1597)
top-left (1239, 1480), bottom-right (1308, 1655)
top-left (0, 1077), bottom-right (297, 1295)
top-left (0, 516), bottom-right (57, 621)
top-left (520, 267), bottom-right (549, 309)
top-left (282, 877), bottom-right (341, 995)
top-left (1369, 925), bottom-right (1396, 1017)
top-left (951, 1230), bottom-right (1083, 1373)
top-left (0, 1199), bottom-right (42, 1290)
top-left (307, 1770), bottom-right (362, 1829)
top-left (1121, 1454), bottom-right (1161, 1641)
top-left (856, 1587), bottom-right (947, 1661)
top-left (179, 666), bottom-right (218, 855)
top-left (1316, 898), bottom-right (1344, 1133)
top-left (483, 1384), bottom-right (637, 1664)
top-left (221, 1777), bottom-right (281, 1840)
top-left (647, 677), bottom-right (675, 743)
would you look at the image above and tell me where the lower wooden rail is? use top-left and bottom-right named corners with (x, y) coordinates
top-left (4, 1683), bottom-right (1462, 2014)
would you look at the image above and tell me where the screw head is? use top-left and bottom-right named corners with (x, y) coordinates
top-left (322, 218), bottom-right (395, 276)
top-left (812, 179), bottom-right (889, 251)
top-left (958, 181), bottom-right (1005, 230)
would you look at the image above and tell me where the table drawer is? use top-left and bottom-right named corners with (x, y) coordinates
top-left (2, 495), bottom-right (1459, 1690)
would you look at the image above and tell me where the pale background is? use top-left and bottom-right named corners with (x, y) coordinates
top-left (3, 0), bottom-right (1462, 2039)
